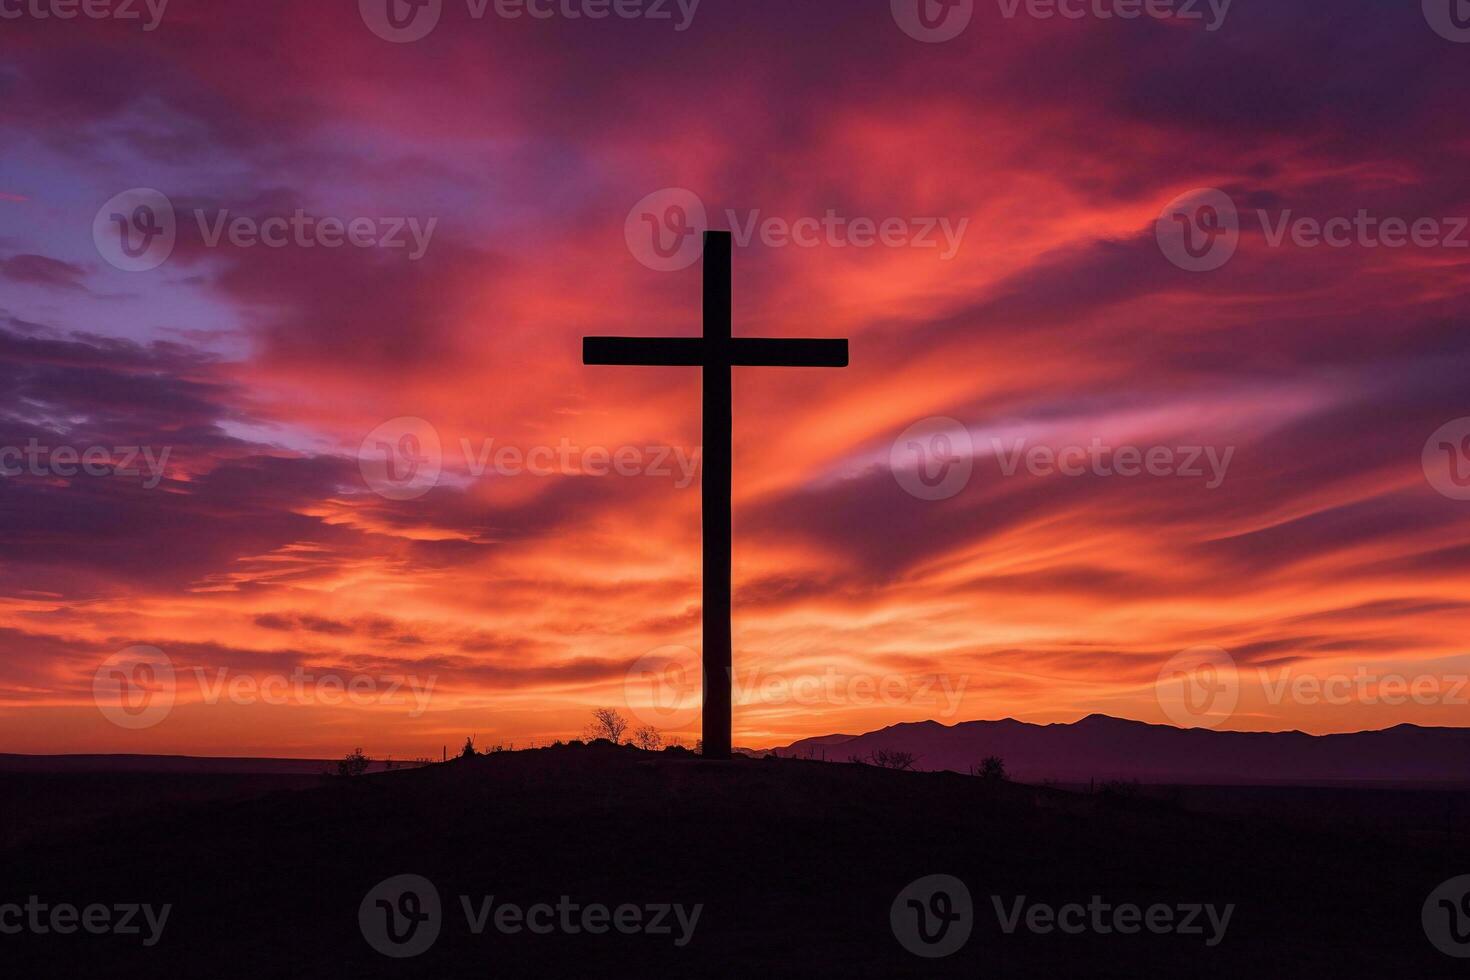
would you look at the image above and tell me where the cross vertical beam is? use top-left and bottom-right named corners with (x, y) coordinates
top-left (582, 229), bottom-right (848, 761)
top-left (702, 232), bottom-right (733, 760)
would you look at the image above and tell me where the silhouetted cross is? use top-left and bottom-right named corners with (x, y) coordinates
top-left (584, 231), bottom-right (849, 759)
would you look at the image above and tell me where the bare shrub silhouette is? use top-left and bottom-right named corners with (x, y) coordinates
top-left (633, 726), bottom-right (663, 751)
top-left (585, 707), bottom-right (630, 744)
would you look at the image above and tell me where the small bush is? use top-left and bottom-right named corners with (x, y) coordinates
top-left (870, 749), bottom-right (918, 771)
top-left (974, 756), bottom-right (1007, 782)
top-left (632, 726), bottom-right (663, 751)
top-left (337, 748), bottom-right (370, 778)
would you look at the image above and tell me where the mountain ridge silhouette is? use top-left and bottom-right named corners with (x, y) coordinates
top-left (773, 713), bottom-right (1470, 784)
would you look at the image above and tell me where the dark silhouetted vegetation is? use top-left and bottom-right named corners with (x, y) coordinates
top-left (974, 755), bottom-right (1007, 781)
top-left (585, 707), bottom-right (629, 744)
top-left (869, 749), bottom-right (918, 771)
top-left (336, 748), bottom-right (369, 778)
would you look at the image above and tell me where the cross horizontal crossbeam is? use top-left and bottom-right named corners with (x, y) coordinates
top-left (583, 336), bottom-right (849, 368)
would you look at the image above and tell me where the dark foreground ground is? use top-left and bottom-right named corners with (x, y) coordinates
top-left (1, 743), bottom-right (1466, 977)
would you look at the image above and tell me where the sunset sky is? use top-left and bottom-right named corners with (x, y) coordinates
top-left (4, 0), bottom-right (1470, 758)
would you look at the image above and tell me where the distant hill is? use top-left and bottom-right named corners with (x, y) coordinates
top-left (772, 714), bottom-right (1470, 785)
